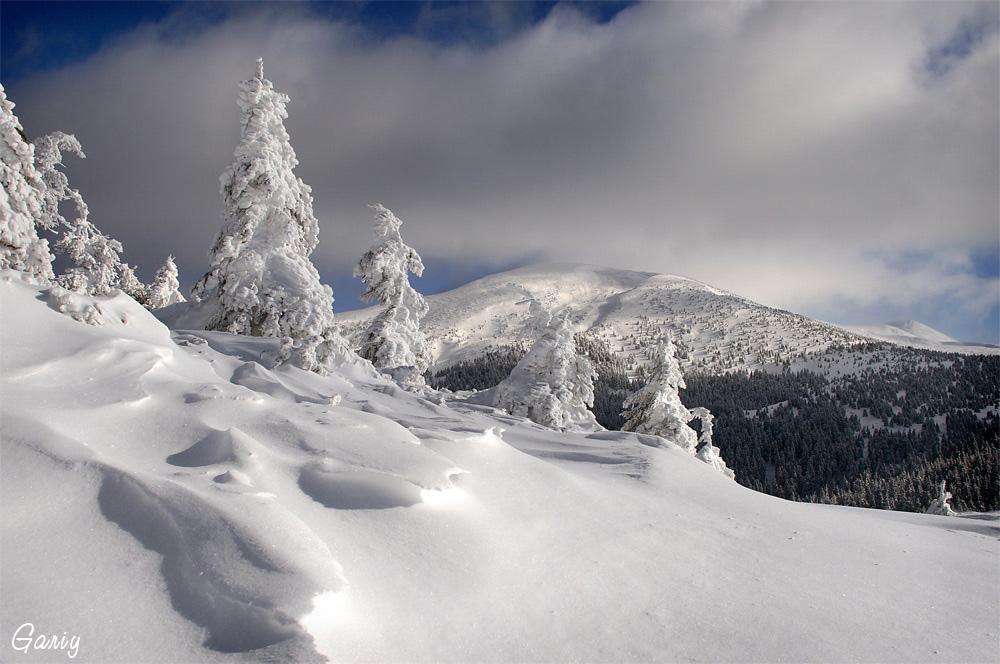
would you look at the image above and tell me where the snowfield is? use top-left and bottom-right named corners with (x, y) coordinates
top-left (2, 270), bottom-right (998, 663)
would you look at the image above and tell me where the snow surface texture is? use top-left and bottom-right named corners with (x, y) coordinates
top-left (338, 263), bottom-right (1000, 375)
top-left (2, 269), bottom-right (998, 663)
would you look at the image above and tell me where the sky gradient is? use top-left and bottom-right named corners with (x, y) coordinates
top-left (2, 1), bottom-right (998, 342)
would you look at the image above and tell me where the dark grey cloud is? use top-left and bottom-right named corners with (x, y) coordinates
top-left (4, 1), bottom-right (998, 340)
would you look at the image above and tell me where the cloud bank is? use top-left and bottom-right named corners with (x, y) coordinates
top-left (4, 1), bottom-right (998, 340)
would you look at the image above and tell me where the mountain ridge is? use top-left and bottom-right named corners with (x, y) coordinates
top-left (845, 319), bottom-right (1000, 351)
top-left (337, 262), bottom-right (999, 376)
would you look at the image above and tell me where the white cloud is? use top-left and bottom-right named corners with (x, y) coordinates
top-left (4, 0), bottom-right (997, 339)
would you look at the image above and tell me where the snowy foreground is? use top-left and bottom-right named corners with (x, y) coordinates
top-left (1, 272), bottom-right (997, 663)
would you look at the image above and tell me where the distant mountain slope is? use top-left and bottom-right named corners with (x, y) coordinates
top-left (846, 320), bottom-right (1000, 352)
top-left (335, 264), bottom-right (848, 373)
top-left (338, 263), bottom-right (999, 374)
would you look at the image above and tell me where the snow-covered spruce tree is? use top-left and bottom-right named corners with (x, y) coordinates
top-left (621, 331), bottom-right (698, 453)
top-left (354, 204), bottom-right (431, 383)
top-left (146, 255), bottom-right (186, 310)
top-left (0, 84), bottom-right (54, 281)
top-left (691, 406), bottom-right (735, 479)
top-left (32, 131), bottom-right (145, 301)
top-left (925, 480), bottom-right (956, 516)
top-left (494, 302), bottom-right (599, 431)
top-left (191, 58), bottom-right (347, 373)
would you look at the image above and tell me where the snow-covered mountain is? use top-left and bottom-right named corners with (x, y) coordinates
top-left (337, 263), bottom-right (998, 377)
top-left (846, 319), bottom-right (1000, 352)
top-left (2, 270), bottom-right (998, 663)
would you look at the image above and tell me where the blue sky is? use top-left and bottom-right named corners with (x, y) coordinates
top-left (2, 1), bottom-right (998, 342)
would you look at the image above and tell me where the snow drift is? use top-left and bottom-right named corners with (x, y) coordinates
top-left (1, 270), bottom-right (998, 663)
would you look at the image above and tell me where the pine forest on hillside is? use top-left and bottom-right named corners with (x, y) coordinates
top-left (430, 337), bottom-right (1000, 513)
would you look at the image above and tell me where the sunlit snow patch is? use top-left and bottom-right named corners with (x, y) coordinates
top-left (419, 486), bottom-right (464, 508)
top-left (301, 590), bottom-right (350, 630)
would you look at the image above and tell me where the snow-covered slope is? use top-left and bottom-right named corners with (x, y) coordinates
top-left (339, 263), bottom-right (999, 375)
top-left (2, 270), bottom-right (998, 663)
top-left (846, 319), bottom-right (1000, 352)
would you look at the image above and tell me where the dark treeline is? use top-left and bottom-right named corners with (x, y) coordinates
top-left (681, 352), bottom-right (999, 512)
top-left (427, 345), bottom-right (525, 392)
top-left (430, 338), bottom-right (1000, 513)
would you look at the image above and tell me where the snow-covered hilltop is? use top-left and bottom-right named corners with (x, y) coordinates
top-left (338, 263), bottom-right (998, 377)
top-left (3, 269), bottom-right (998, 663)
top-left (846, 319), bottom-right (1000, 352)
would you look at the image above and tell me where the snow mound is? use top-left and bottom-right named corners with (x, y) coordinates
top-left (166, 427), bottom-right (248, 467)
top-left (298, 466), bottom-right (425, 510)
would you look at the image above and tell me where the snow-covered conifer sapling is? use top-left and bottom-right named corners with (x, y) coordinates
top-left (354, 203), bottom-right (431, 383)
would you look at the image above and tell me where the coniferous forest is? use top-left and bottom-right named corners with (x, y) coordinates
top-left (430, 341), bottom-right (1000, 513)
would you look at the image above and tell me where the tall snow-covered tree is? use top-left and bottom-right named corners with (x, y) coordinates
top-left (32, 131), bottom-right (144, 301)
top-left (354, 204), bottom-right (431, 382)
top-left (146, 255), bottom-right (186, 310)
top-left (0, 84), bottom-right (54, 281)
top-left (192, 58), bottom-right (346, 373)
top-left (621, 331), bottom-right (698, 453)
top-left (494, 302), bottom-right (599, 431)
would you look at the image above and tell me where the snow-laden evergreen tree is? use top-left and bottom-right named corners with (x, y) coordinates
top-left (192, 58), bottom-right (347, 373)
top-left (621, 331), bottom-right (698, 453)
top-left (31, 131), bottom-right (145, 301)
top-left (354, 204), bottom-right (431, 382)
top-left (32, 131), bottom-right (86, 231)
top-left (0, 84), bottom-right (54, 281)
top-left (146, 255), bottom-right (186, 310)
top-left (494, 301), bottom-right (599, 431)
top-left (691, 406), bottom-right (735, 479)
top-left (925, 480), bottom-right (956, 516)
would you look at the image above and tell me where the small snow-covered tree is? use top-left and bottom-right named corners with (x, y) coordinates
top-left (146, 255), bottom-right (186, 310)
top-left (32, 130), bottom-right (145, 301)
top-left (354, 204), bottom-right (431, 382)
top-left (0, 84), bottom-right (54, 281)
top-left (55, 221), bottom-right (126, 295)
top-left (494, 302), bottom-right (599, 431)
top-left (622, 331), bottom-right (698, 453)
top-left (192, 58), bottom-right (347, 373)
top-left (926, 480), bottom-right (956, 516)
top-left (691, 406), bottom-right (735, 479)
